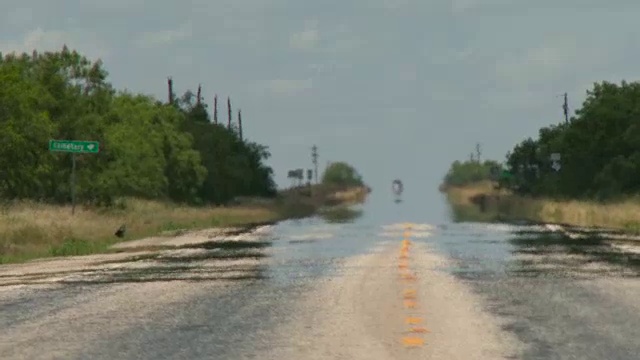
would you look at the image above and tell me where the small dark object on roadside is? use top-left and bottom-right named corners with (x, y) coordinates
top-left (115, 224), bottom-right (126, 238)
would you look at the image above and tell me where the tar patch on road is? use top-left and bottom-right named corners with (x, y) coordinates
top-left (0, 239), bottom-right (274, 287)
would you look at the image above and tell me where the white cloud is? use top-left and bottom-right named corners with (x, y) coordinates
top-left (289, 20), bottom-right (319, 51)
top-left (0, 27), bottom-right (110, 60)
top-left (133, 22), bottom-right (192, 48)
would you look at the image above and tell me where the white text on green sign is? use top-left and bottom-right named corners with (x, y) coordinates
top-left (49, 140), bottom-right (100, 153)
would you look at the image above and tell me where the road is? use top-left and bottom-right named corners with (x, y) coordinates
top-left (1, 196), bottom-right (640, 359)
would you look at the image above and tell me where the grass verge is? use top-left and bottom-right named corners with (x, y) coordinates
top-left (0, 184), bottom-right (371, 264)
top-left (441, 181), bottom-right (640, 233)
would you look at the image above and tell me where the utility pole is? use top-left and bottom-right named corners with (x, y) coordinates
top-left (213, 95), bottom-right (218, 124)
top-left (227, 97), bottom-right (232, 129)
top-left (562, 92), bottom-right (569, 123)
top-left (167, 77), bottom-right (174, 104)
top-left (196, 84), bottom-right (202, 105)
top-left (475, 143), bottom-right (482, 163)
top-left (237, 109), bottom-right (243, 141)
top-left (311, 145), bottom-right (319, 184)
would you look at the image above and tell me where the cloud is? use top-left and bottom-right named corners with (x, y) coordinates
top-left (133, 22), bottom-right (192, 48)
top-left (289, 20), bottom-right (319, 51)
top-left (0, 27), bottom-right (110, 60)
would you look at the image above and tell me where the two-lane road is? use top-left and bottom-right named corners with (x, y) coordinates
top-left (1, 203), bottom-right (640, 359)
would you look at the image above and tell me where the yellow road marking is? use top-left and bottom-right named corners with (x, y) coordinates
top-left (401, 273), bottom-right (417, 281)
top-left (402, 337), bottom-right (424, 346)
top-left (398, 230), bottom-right (428, 347)
top-left (403, 292), bottom-right (417, 300)
top-left (405, 317), bottom-right (422, 324)
top-left (403, 289), bottom-right (416, 296)
top-left (403, 299), bottom-right (417, 308)
top-left (410, 327), bottom-right (430, 333)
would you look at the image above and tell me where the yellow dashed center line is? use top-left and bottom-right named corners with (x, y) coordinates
top-left (396, 223), bottom-right (428, 348)
top-left (403, 289), bottom-right (417, 297)
top-left (402, 337), bottom-right (425, 346)
top-left (405, 316), bottom-right (423, 325)
top-left (410, 327), bottom-right (430, 333)
top-left (403, 299), bottom-right (418, 309)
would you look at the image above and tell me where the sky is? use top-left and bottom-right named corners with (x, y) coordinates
top-left (1, 1), bottom-right (639, 203)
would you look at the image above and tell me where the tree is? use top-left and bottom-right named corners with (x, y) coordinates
top-left (441, 159), bottom-right (501, 187)
top-left (321, 162), bottom-right (364, 187)
top-left (0, 46), bottom-right (277, 206)
top-left (446, 79), bottom-right (640, 202)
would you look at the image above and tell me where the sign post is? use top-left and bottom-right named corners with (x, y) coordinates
top-left (49, 140), bottom-right (100, 214)
top-left (550, 153), bottom-right (561, 172)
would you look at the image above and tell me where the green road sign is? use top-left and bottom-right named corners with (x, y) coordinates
top-left (49, 140), bottom-right (99, 154)
top-left (500, 170), bottom-right (513, 179)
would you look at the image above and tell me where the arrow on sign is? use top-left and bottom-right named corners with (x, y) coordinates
top-left (87, 144), bottom-right (95, 150)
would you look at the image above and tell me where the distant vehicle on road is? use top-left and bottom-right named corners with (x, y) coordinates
top-left (392, 179), bottom-right (403, 203)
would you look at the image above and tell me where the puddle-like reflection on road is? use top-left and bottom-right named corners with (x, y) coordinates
top-left (430, 221), bottom-right (640, 360)
top-left (431, 222), bottom-right (640, 280)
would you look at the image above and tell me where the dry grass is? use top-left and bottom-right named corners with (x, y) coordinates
top-left (0, 184), bottom-right (371, 264)
top-left (537, 198), bottom-right (640, 231)
top-left (327, 186), bottom-right (371, 204)
top-left (0, 199), bottom-right (280, 263)
top-left (443, 181), bottom-right (640, 232)
top-left (443, 181), bottom-right (501, 206)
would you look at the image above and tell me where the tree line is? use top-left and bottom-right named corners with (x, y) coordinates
top-left (441, 159), bottom-right (501, 188)
top-left (442, 79), bottom-right (640, 201)
top-left (0, 46), bottom-right (276, 206)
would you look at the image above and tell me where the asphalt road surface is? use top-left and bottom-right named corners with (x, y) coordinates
top-left (1, 195), bottom-right (640, 359)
